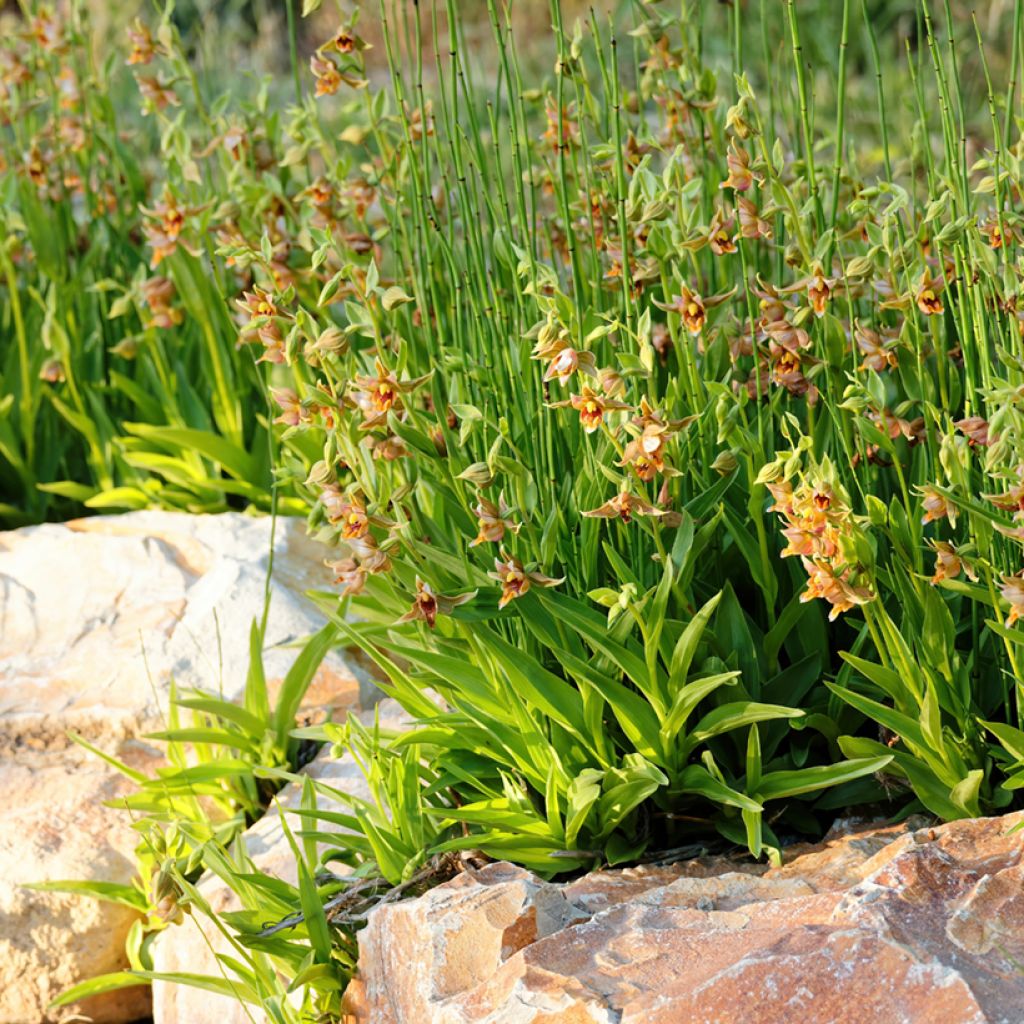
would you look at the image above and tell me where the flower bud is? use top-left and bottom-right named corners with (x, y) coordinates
top-left (711, 450), bottom-right (738, 476)
top-left (109, 337), bottom-right (140, 359)
top-left (305, 460), bottom-right (335, 488)
top-left (458, 462), bottom-right (494, 488)
top-left (598, 366), bottom-right (626, 397)
top-left (313, 325), bottom-right (348, 356)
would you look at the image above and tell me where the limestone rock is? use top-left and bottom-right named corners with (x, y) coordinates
top-left (0, 510), bottom-right (366, 1024)
top-left (345, 811), bottom-right (1024, 1024)
top-left (0, 742), bottom-right (160, 1024)
top-left (0, 511), bottom-right (367, 753)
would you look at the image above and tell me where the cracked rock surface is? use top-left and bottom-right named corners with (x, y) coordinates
top-left (0, 511), bottom-right (369, 752)
top-left (342, 813), bottom-right (1024, 1024)
top-left (0, 511), bottom-right (363, 1024)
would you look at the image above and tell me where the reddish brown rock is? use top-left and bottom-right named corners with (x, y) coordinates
top-left (344, 812), bottom-right (1024, 1024)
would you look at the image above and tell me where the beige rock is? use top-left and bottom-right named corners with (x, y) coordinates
top-left (0, 511), bottom-right (367, 753)
top-left (0, 510), bottom-right (370, 1024)
top-left (152, 700), bottom-right (410, 1024)
top-left (0, 742), bottom-right (159, 1024)
top-left (345, 811), bottom-right (1024, 1024)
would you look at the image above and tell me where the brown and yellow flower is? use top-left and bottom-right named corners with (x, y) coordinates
top-left (983, 469), bottom-right (1024, 521)
top-left (855, 321), bottom-right (899, 372)
top-left (737, 196), bottom-right (773, 240)
top-left (327, 557), bottom-right (368, 596)
top-left (918, 484), bottom-right (956, 527)
top-left (369, 436), bottom-right (410, 461)
top-left (470, 495), bottom-right (519, 547)
top-left (126, 19), bottom-right (155, 65)
top-left (351, 359), bottom-right (431, 429)
top-left (1002, 573), bottom-right (1024, 627)
top-left (720, 142), bottom-right (758, 191)
top-left (752, 279), bottom-right (795, 325)
top-left (140, 191), bottom-right (200, 267)
top-left (337, 499), bottom-right (370, 541)
top-left (396, 578), bottom-right (475, 629)
top-left (915, 271), bottom-right (945, 316)
top-left (134, 74), bottom-right (180, 113)
top-left (618, 398), bottom-right (689, 481)
top-left (708, 208), bottom-right (736, 255)
top-left (929, 541), bottom-right (977, 586)
top-left (550, 385), bottom-right (631, 434)
top-left (141, 276), bottom-right (183, 329)
top-left (310, 54), bottom-right (343, 96)
top-left (302, 177), bottom-right (335, 209)
top-left (236, 286), bottom-right (279, 323)
top-left (531, 334), bottom-right (597, 387)
top-left (657, 285), bottom-right (735, 335)
top-left (541, 97), bottom-right (579, 150)
top-left (583, 489), bottom-right (678, 525)
top-left (270, 387), bottom-right (303, 427)
top-left (782, 264), bottom-right (837, 318)
top-left (799, 558), bottom-right (873, 621)
top-left (980, 215), bottom-right (1011, 250)
top-left (324, 26), bottom-right (366, 55)
top-left (955, 416), bottom-right (993, 448)
top-left (489, 552), bottom-right (563, 609)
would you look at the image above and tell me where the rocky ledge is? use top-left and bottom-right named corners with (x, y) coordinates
top-left (0, 511), bottom-right (369, 1024)
top-left (5, 512), bottom-right (1024, 1024)
top-left (342, 812), bottom-right (1024, 1024)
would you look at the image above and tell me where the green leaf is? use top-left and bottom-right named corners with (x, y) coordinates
top-left (246, 618), bottom-right (270, 726)
top-left (949, 769), bottom-right (983, 817)
top-left (123, 424), bottom-right (255, 481)
top-left (564, 770), bottom-right (602, 847)
top-left (659, 671), bottom-right (741, 745)
top-left (132, 972), bottom-right (260, 1003)
top-left (472, 630), bottom-right (590, 744)
top-left (49, 972), bottom-right (148, 1009)
top-left (827, 683), bottom-right (941, 771)
top-left (85, 486), bottom-right (152, 510)
top-left (382, 285), bottom-right (414, 310)
top-left (674, 764), bottom-right (762, 812)
top-left (536, 590), bottom-right (661, 713)
top-left (553, 647), bottom-right (662, 759)
top-left (837, 737), bottom-right (965, 819)
top-left (272, 623), bottom-right (337, 747)
top-left (597, 757), bottom-right (668, 837)
top-left (838, 652), bottom-right (909, 703)
top-left (684, 701), bottom-right (803, 752)
top-left (175, 697), bottom-right (267, 738)
top-left (67, 732), bottom-right (149, 783)
top-left (277, 801), bottom-right (333, 962)
top-left (754, 756), bottom-right (892, 801)
top-left (27, 880), bottom-right (147, 911)
top-left (668, 592), bottom-right (721, 691)
top-left (982, 719), bottom-right (1024, 762)
top-left (144, 727), bottom-right (260, 753)
top-left (644, 559), bottom-right (675, 694)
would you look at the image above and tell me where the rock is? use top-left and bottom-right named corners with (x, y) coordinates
top-left (0, 742), bottom-right (159, 1024)
top-left (152, 699), bottom-right (411, 1024)
top-left (344, 811), bottom-right (1024, 1024)
top-left (0, 510), bottom-right (369, 753)
top-left (0, 510), bottom-right (368, 1024)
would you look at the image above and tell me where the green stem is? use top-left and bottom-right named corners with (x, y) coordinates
top-left (286, 0), bottom-right (302, 107)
